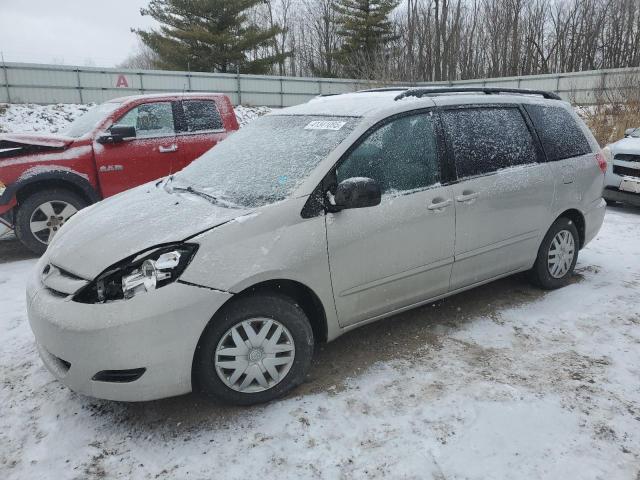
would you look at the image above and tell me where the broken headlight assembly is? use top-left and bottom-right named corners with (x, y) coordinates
top-left (74, 243), bottom-right (198, 303)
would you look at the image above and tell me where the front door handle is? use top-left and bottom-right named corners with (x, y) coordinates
top-left (159, 144), bottom-right (178, 153)
top-left (427, 199), bottom-right (452, 211)
top-left (455, 191), bottom-right (479, 204)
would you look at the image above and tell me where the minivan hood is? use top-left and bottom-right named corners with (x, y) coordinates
top-left (47, 182), bottom-right (251, 280)
top-left (0, 133), bottom-right (75, 149)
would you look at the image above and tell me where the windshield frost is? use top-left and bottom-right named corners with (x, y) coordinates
top-left (174, 115), bottom-right (358, 207)
top-left (63, 102), bottom-right (121, 138)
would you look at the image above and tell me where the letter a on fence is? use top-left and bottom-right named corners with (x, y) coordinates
top-left (116, 75), bottom-right (129, 88)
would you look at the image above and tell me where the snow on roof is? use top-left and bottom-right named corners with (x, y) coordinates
top-left (273, 90), bottom-right (410, 117)
top-left (107, 92), bottom-right (228, 103)
top-left (272, 88), bottom-right (566, 118)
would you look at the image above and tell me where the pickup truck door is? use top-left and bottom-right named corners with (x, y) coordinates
top-left (172, 99), bottom-right (228, 173)
top-left (94, 101), bottom-right (179, 198)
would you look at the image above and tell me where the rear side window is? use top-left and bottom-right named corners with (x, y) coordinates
top-left (442, 107), bottom-right (539, 179)
top-left (524, 104), bottom-right (592, 161)
top-left (336, 112), bottom-right (440, 194)
top-left (182, 100), bottom-right (223, 132)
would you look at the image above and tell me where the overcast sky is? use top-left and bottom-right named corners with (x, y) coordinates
top-left (0, 0), bottom-right (158, 67)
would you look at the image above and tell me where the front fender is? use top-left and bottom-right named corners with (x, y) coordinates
top-left (0, 167), bottom-right (101, 207)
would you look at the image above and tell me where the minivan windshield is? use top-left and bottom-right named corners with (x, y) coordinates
top-left (172, 114), bottom-right (359, 207)
top-left (63, 102), bottom-right (122, 138)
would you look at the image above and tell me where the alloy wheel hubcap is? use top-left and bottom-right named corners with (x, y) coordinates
top-left (29, 201), bottom-right (77, 245)
top-left (547, 229), bottom-right (575, 278)
top-left (214, 318), bottom-right (295, 393)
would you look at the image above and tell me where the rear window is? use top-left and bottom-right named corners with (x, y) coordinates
top-left (524, 104), bottom-right (592, 161)
top-left (182, 100), bottom-right (223, 132)
top-left (442, 107), bottom-right (539, 179)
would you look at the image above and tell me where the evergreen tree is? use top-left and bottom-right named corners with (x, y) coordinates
top-left (333, 0), bottom-right (399, 78)
top-left (135, 0), bottom-right (288, 74)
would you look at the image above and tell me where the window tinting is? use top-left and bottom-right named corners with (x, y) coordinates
top-left (336, 113), bottom-right (440, 194)
top-left (442, 107), bottom-right (539, 179)
top-left (524, 104), bottom-right (592, 161)
top-left (183, 100), bottom-right (223, 132)
top-left (115, 102), bottom-right (175, 137)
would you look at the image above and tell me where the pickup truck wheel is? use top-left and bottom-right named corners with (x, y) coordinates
top-left (193, 293), bottom-right (314, 405)
top-left (15, 189), bottom-right (87, 255)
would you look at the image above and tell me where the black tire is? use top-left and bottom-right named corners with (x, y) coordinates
top-left (193, 293), bottom-right (314, 405)
top-left (15, 188), bottom-right (88, 255)
top-left (529, 217), bottom-right (580, 290)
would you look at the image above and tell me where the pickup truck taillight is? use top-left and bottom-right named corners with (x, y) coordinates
top-left (596, 151), bottom-right (607, 174)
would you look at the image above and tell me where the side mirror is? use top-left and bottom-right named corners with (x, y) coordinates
top-left (624, 128), bottom-right (637, 137)
top-left (333, 177), bottom-right (381, 210)
top-left (97, 125), bottom-right (136, 144)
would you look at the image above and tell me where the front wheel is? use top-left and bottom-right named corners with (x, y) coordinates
top-left (193, 294), bottom-right (314, 405)
top-left (529, 217), bottom-right (579, 290)
top-left (15, 189), bottom-right (88, 255)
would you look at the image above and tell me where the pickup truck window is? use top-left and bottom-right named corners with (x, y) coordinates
top-left (114, 102), bottom-right (175, 138)
top-left (183, 100), bottom-right (223, 132)
top-left (63, 102), bottom-right (121, 138)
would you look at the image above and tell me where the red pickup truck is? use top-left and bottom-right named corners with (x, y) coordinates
top-left (0, 93), bottom-right (239, 254)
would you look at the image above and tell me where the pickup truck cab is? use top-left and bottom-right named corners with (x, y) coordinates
top-left (0, 93), bottom-right (239, 254)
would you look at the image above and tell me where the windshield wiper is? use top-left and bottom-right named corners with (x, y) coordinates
top-left (171, 185), bottom-right (220, 205)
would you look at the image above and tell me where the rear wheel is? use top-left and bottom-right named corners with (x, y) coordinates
top-left (15, 189), bottom-right (87, 255)
top-left (193, 294), bottom-right (314, 405)
top-left (529, 217), bottom-right (579, 290)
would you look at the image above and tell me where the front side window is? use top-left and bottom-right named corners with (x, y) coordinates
top-left (182, 100), bottom-right (223, 132)
top-left (442, 107), bottom-right (539, 179)
top-left (336, 112), bottom-right (440, 194)
top-left (524, 104), bottom-right (592, 161)
top-left (114, 102), bottom-right (175, 138)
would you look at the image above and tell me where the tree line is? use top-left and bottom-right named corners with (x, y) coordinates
top-left (122, 0), bottom-right (640, 82)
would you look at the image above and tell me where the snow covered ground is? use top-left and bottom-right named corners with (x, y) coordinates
top-left (1, 103), bottom-right (639, 478)
top-left (0, 103), bottom-right (272, 133)
top-left (1, 208), bottom-right (639, 479)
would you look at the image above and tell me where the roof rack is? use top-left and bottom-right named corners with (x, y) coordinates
top-left (394, 87), bottom-right (562, 101)
top-left (356, 87), bottom-right (411, 93)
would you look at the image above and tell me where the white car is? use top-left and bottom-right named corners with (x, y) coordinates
top-left (604, 127), bottom-right (640, 207)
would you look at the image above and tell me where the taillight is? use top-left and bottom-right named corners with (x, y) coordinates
top-left (596, 151), bottom-right (607, 174)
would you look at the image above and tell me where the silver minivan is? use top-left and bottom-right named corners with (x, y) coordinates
top-left (27, 88), bottom-right (607, 405)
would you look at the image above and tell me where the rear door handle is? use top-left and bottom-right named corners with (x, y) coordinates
top-left (159, 144), bottom-right (178, 153)
top-left (427, 199), bottom-right (452, 211)
top-left (455, 192), bottom-right (479, 203)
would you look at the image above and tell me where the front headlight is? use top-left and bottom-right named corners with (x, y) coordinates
top-left (0, 181), bottom-right (6, 196)
top-left (74, 243), bottom-right (198, 303)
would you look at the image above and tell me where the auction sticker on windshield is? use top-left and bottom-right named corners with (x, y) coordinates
top-left (304, 121), bottom-right (347, 130)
